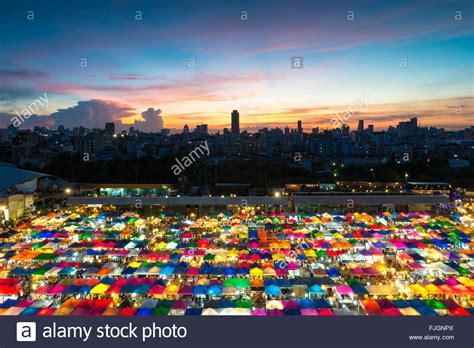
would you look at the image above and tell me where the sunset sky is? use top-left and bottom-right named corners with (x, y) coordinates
top-left (0, 0), bottom-right (472, 132)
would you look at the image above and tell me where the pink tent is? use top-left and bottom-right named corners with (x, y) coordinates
top-left (336, 285), bottom-right (354, 295)
top-left (301, 308), bottom-right (319, 316)
top-left (251, 309), bottom-right (267, 316)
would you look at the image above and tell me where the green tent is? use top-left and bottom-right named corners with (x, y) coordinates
top-left (424, 299), bottom-right (447, 310)
top-left (236, 299), bottom-right (252, 309)
top-left (153, 307), bottom-right (170, 316)
top-left (33, 267), bottom-right (49, 276)
top-left (346, 278), bottom-right (361, 286)
top-left (34, 253), bottom-right (58, 261)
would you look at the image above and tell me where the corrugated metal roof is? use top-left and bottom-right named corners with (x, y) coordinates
top-left (0, 166), bottom-right (51, 192)
top-left (292, 195), bottom-right (450, 205)
top-left (68, 196), bottom-right (288, 206)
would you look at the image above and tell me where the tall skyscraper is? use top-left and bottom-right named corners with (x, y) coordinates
top-left (358, 120), bottom-right (364, 133)
top-left (105, 122), bottom-right (115, 135)
top-left (195, 124), bottom-right (208, 135)
top-left (231, 110), bottom-right (240, 138)
top-left (297, 120), bottom-right (303, 133)
top-left (183, 124), bottom-right (190, 135)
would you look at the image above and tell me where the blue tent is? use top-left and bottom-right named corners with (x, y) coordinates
top-left (20, 307), bottom-right (40, 316)
top-left (58, 266), bottom-right (76, 275)
top-left (0, 299), bottom-right (18, 308)
top-left (407, 299), bottom-right (425, 308)
top-left (350, 285), bottom-right (369, 295)
top-left (313, 299), bottom-right (332, 308)
top-left (264, 279), bottom-right (278, 286)
top-left (122, 267), bottom-right (136, 275)
top-left (219, 300), bottom-right (235, 308)
top-left (136, 308), bottom-right (152, 316)
top-left (298, 299), bottom-right (315, 309)
top-left (224, 267), bottom-right (236, 276)
top-left (283, 308), bottom-right (300, 316)
top-left (212, 267), bottom-right (224, 276)
top-left (134, 284), bottom-right (151, 295)
top-left (100, 277), bottom-right (116, 285)
top-left (393, 299), bottom-right (410, 308)
top-left (160, 265), bottom-right (175, 275)
top-left (121, 284), bottom-right (137, 294)
top-left (185, 308), bottom-right (202, 316)
top-left (236, 267), bottom-right (249, 275)
top-left (416, 306), bottom-right (438, 316)
top-left (207, 284), bottom-right (223, 296)
top-left (192, 285), bottom-right (208, 296)
top-left (276, 278), bottom-right (292, 288)
top-left (265, 284), bottom-right (281, 296)
top-left (327, 268), bottom-right (341, 277)
top-left (308, 284), bottom-right (325, 295)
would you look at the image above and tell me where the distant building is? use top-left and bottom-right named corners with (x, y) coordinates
top-left (104, 122), bottom-right (115, 135)
top-left (358, 120), bottom-right (364, 133)
top-left (0, 129), bottom-right (10, 143)
top-left (231, 110), bottom-right (240, 138)
top-left (84, 132), bottom-right (105, 155)
top-left (195, 124), bottom-right (208, 135)
top-left (297, 120), bottom-right (303, 133)
top-left (397, 117), bottom-right (418, 138)
top-left (183, 124), bottom-right (190, 135)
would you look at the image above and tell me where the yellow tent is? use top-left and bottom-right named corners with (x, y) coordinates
top-left (399, 307), bottom-right (421, 316)
top-left (227, 250), bottom-right (239, 258)
top-left (424, 283), bottom-right (441, 295)
top-left (408, 284), bottom-right (428, 296)
top-left (90, 283), bottom-right (110, 294)
top-left (164, 283), bottom-right (180, 295)
top-left (196, 278), bottom-right (210, 286)
top-left (250, 267), bottom-right (263, 277)
top-left (128, 261), bottom-right (141, 268)
top-left (457, 277), bottom-right (474, 287)
top-left (156, 241), bottom-right (167, 250)
top-left (272, 253), bottom-right (285, 261)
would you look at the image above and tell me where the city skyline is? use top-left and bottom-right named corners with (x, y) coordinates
top-left (0, 0), bottom-right (473, 132)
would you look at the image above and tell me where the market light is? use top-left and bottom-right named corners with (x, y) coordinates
top-left (65, 188), bottom-right (72, 194)
top-left (274, 192), bottom-right (281, 198)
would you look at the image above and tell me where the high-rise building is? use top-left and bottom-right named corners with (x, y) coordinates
top-left (397, 117), bottom-right (418, 138)
top-left (0, 128), bottom-right (10, 143)
top-left (368, 125), bottom-right (374, 133)
top-left (231, 110), bottom-right (240, 138)
top-left (341, 124), bottom-right (350, 136)
top-left (297, 120), bottom-right (303, 133)
top-left (358, 120), bottom-right (364, 133)
top-left (195, 124), bottom-right (208, 135)
top-left (105, 122), bottom-right (115, 135)
top-left (183, 124), bottom-right (190, 135)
